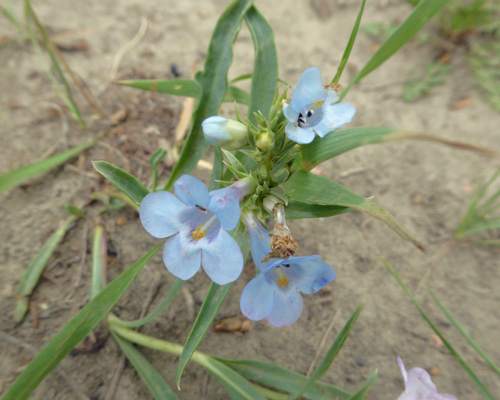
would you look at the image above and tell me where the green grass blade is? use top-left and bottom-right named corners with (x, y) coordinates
top-left (459, 221), bottom-right (500, 237)
top-left (3, 245), bottom-right (161, 400)
top-left (90, 224), bottom-right (105, 300)
top-left (0, 135), bottom-right (100, 193)
top-left (346, 370), bottom-right (378, 400)
top-left (218, 359), bottom-right (351, 399)
top-left (200, 357), bottom-right (267, 400)
top-left (93, 161), bottom-right (150, 206)
top-left (244, 6), bottom-right (278, 124)
top-left (164, 0), bottom-right (254, 191)
top-left (332, 0), bottom-right (366, 84)
top-left (341, 0), bottom-right (449, 99)
top-left (299, 127), bottom-right (497, 171)
top-left (176, 281), bottom-right (233, 389)
top-left (382, 257), bottom-right (495, 400)
top-left (285, 201), bottom-right (352, 220)
top-left (289, 304), bottom-right (364, 400)
top-left (284, 170), bottom-right (424, 251)
top-left (116, 79), bottom-right (201, 98)
top-left (224, 85), bottom-right (251, 105)
top-left (428, 287), bottom-right (500, 377)
top-left (108, 278), bottom-right (184, 329)
top-left (25, 0), bottom-right (86, 129)
top-left (13, 216), bottom-right (76, 323)
top-left (112, 332), bottom-right (180, 400)
top-left (0, 4), bottom-right (21, 30)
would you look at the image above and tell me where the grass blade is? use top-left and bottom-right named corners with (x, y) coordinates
top-left (13, 216), bottom-right (76, 323)
top-left (3, 245), bottom-right (161, 400)
top-left (346, 370), bottom-right (378, 400)
top-left (332, 0), bottom-right (366, 84)
top-left (341, 0), bottom-right (449, 99)
top-left (93, 160), bottom-right (150, 206)
top-left (428, 287), bottom-right (500, 377)
top-left (112, 332), bottom-right (180, 400)
top-left (164, 0), bottom-right (255, 191)
top-left (218, 359), bottom-right (351, 399)
top-left (284, 170), bottom-right (424, 251)
top-left (0, 135), bottom-right (100, 193)
top-left (382, 256), bottom-right (495, 400)
top-left (289, 304), bottom-right (364, 399)
top-left (116, 79), bottom-right (201, 98)
top-left (108, 278), bottom-right (184, 329)
top-left (90, 224), bottom-right (106, 300)
top-left (299, 127), bottom-right (498, 171)
top-left (244, 5), bottom-right (278, 123)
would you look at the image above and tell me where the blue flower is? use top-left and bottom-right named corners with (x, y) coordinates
top-left (240, 213), bottom-right (335, 327)
top-left (283, 67), bottom-right (356, 144)
top-left (140, 175), bottom-right (256, 285)
top-left (202, 116), bottom-right (249, 150)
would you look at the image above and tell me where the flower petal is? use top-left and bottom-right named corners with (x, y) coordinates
top-left (291, 67), bottom-right (325, 112)
top-left (201, 229), bottom-right (243, 285)
top-left (267, 287), bottom-right (303, 327)
top-left (285, 122), bottom-right (316, 144)
top-left (140, 191), bottom-right (184, 238)
top-left (163, 233), bottom-right (201, 280)
top-left (208, 191), bottom-right (241, 232)
top-left (174, 175), bottom-right (209, 208)
top-left (314, 102), bottom-right (356, 138)
top-left (287, 260), bottom-right (335, 294)
top-left (244, 214), bottom-right (273, 271)
top-left (398, 356), bottom-right (409, 383)
top-left (405, 367), bottom-right (438, 395)
top-left (283, 103), bottom-right (299, 122)
top-left (240, 273), bottom-right (274, 321)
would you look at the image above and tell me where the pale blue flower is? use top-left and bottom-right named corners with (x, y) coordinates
top-left (202, 116), bottom-right (249, 150)
top-left (140, 175), bottom-right (256, 285)
top-left (240, 213), bottom-right (335, 327)
top-left (283, 67), bottom-right (356, 144)
top-left (397, 357), bottom-right (458, 400)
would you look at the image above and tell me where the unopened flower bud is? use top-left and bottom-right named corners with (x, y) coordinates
top-left (255, 127), bottom-right (274, 153)
top-left (202, 116), bottom-right (248, 150)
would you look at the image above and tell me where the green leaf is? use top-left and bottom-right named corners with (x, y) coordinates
top-left (289, 304), bottom-right (364, 399)
top-left (286, 200), bottom-right (352, 220)
top-left (93, 161), bottom-right (150, 205)
top-left (218, 359), bottom-right (351, 399)
top-left (66, 204), bottom-right (86, 217)
top-left (346, 370), bottom-right (378, 400)
top-left (112, 332), bottom-right (180, 400)
top-left (176, 228), bottom-right (250, 388)
top-left (332, 0), bottom-right (366, 84)
top-left (200, 357), bottom-right (266, 400)
top-left (209, 147), bottom-right (224, 191)
top-left (299, 127), bottom-right (498, 171)
top-left (164, 0), bottom-right (255, 190)
top-left (13, 216), bottom-right (76, 323)
top-left (244, 6), bottom-right (278, 123)
top-left (108, 278), bottom-right (184, 329)
top-left (341, 0), bottom-right (449, 99)
top-left (284, 170), bottom-right (424, 251)
top-left (150, 148), bottom-right (168, 171)
top-left (0, 135), bottom-right (99, 193)
top-left (3, 245), bottom-right (161, 400)
top-left (116, 79), bottom-right (201, 98)
top-left (90, 224), bottom-right (105, 300)
top-left (428, 287), bottom-right (500, 377)
top-left (224, 85), bottom-right (251, 105)
top-left (382, 256), bottom-right (496, 400)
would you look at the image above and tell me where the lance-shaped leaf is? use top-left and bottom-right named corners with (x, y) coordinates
top-left (112, 333), bottom-right (180, 400)
top-left (245, 6), bottom-right (278, 124)
top-left (93, 161), bottom-right (149, 206)
top-left (176, 226), bottom-right (250, 388)
top-left (0, 135), bottom-right (100, 193)
top-left (14, 216), bottom-right (76, 322)
top-left (341, 0), bottom-right (449, 99)
top-left (286, 201), bottom-right (352, 220)
top-left (299, 127), bottom-right (498, 171)
top-left (116, 79), bottom-right (201, 98)
top-left (284, 170), bottom-right (424, 250)
top-left (3, 245), bottom-right (161, 400)
top-left (164, 0), bottom-right (254, 190)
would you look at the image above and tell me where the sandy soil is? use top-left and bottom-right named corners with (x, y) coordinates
top-left (1, 1), bottom-right (499, 399)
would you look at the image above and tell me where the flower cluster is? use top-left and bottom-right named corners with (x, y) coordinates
top-left (139, 67), bottom-right (351, 326)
